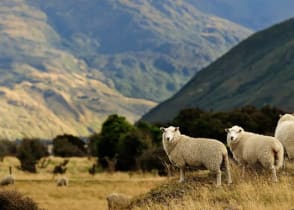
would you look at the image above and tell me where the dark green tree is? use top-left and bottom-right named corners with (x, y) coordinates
top-left (116, 130), bottom-right (147, 171)
top-left (87, 133), bottom-right (100, 157)
top-left (53, 134), bottom-right (87, 157)
top-left (0, 140), bottom-right (17, 161)
top-left (16, 138), bottom-right (48, 173)
top-left (96, 114), bottom-right (135, 170)
top-left (96, 114), bottom-right (133, 168)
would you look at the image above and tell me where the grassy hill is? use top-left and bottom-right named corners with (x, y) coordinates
top-left (142, 18), bottom-right (294, 123)
top-left (188, 0), bottom-right (294, 30)
top-left (0, 0), bottom-right (252, 139)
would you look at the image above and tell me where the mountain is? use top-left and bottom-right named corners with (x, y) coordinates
top-left (188, 0), bottom-right (294, 30)
top-left (0, 0), bottom-right (155, 139)
top-left (29, 0), bottom-right (252, 101)
top-left (142, 18), bottom-right (294, 123)
top-left (0, 0), bottom-right (252, 139)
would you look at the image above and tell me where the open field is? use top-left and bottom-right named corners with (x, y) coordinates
top-left (0, 156), bottom-right (293, 210)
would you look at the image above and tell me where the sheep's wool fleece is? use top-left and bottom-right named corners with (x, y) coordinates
top-left (163, 134), bottom-right (227, 171)
top-left (230, 131), bottom-right (283, 168)
top-left (275, 114), bottom-right (294, 159)
top-left (107, 193), bottom-right (131, 209)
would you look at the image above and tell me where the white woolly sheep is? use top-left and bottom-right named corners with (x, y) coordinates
top-left (160, 126), bottom-right (232, 186)
top-left (56, 177), bottom-right (68, 187)
top-left (274, 113), bottom-right (294, 160)
top-left (226, 125), bottom-right (284, 182)
top-left (106, 193), bottom-right (131, 210)
top-left (0, 175), bottom-right (14, 186)
top-left (0, 166), bottom-right (14, 186)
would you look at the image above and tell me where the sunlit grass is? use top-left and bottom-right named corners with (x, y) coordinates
top-left (0, 157), bottom-right (293, 210)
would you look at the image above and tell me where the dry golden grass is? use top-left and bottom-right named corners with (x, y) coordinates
top-left (132, 162), bottom-right (294, 210)
top-left (0, 157), bottom-right (165, 210)
top-left (0, 157), bottom-right (293, 210)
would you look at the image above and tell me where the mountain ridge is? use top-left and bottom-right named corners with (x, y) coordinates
top-left (141, 18), bottom-right (294, 123)
top-left (0, 0), bottom-right (252, 139)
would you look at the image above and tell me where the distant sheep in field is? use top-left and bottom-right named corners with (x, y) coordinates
top-left (56, 177), bottom-right (68, 187)
top-left (160, 126), bottom-right (232, 186)
top-left (0, 166), bottom-right (14, 186)
top-left (226, 125), bottom-right (284, 182)
top-left (106, 193), bottom-right (132, 210)
top-left (274, 113), bottom-right (294, 160)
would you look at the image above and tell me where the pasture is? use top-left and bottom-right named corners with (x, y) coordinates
top-left (0, 156), bottom-right (293, 210)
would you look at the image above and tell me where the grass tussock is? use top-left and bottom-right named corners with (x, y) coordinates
top-left (130, 162), bottom-right (294, 210)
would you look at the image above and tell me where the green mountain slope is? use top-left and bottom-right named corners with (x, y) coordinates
top-left (30, 0), bottom-right (251, 101)
top-left (142, 18), bottom-right (294, 123)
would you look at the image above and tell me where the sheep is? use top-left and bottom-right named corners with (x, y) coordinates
top-left (274, 113), bottom-right (294, 160)
top-left (106, 193), bottom-right (131, 210)
top-left (225, 125), bottom-right (284, 182)
top-left (56, 176), bottom-right (68, 187)
top-left (160, 126), bottom-right (232, 186)
top-left (0, 166), bottom-right (14, 186)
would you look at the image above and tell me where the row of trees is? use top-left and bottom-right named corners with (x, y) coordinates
top-left (0, 105), bottom-right (284, 174)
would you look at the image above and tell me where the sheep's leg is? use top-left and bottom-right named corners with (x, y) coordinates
top-left (179, 167), bottom-right (185, 183)
top-left (216, 169), bottom-right (222, 187)
top-left (271, 165), bottom-right (278, 182)
top-left (224, 155), bottom-right (232, 184)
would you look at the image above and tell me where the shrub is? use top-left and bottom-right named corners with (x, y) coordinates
top-left (96, 114), bottom-right (134, 169)
top-left (0, 190), bottom-right (44, 210)
top-left (16, 138), bottom-right (48, 173)
top-left (53, 134), bottom-right (87, 157)
top-left (0, 140), bottom-right (17, 161)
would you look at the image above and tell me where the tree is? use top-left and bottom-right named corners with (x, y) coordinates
top-left (17, 138), bottom-right (48, 173)
top-left (53, 134), bottom-right (87, 157)
top-left (0, 140), bottom-right (17, 161)
top-left (96, 114), bottom-right (134, 170)
top-left (116, 130), bottom-right (147, 171)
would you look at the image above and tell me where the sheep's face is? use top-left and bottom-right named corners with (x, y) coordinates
top-left (160, 126), bottom-right (180, 142)
top-left (225, 125), bottom-right (243, 144)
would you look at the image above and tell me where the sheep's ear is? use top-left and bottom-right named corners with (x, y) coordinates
top-left (175, 127), bottom-right (179, 131)
top-left (224, 128), bottom-right (229, 133)
top-left (160, 127), bottom-right (165, 132)
top-left (279, 114), bottom-right (283, 118)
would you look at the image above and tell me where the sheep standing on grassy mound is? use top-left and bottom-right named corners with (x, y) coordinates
top-left (226, 125), bottom-right (284, 182)
top-left (160, 126), bottom-right (232, 186)
top-left (106, 193), bottom-right (132, 210)
top-left (274, 113), bottom-right (294, 160)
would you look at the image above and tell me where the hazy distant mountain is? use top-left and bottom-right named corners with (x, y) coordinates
top-left (0, 0), bottom-right (253, 139)
top-left (142, 18), bottom-right (294, 123)
top-left (0, 0), bottom-right (257, 139)
top-left (29, 0), bottom-right (251, 101)
top-left (188, 0), bottom-right (294, 30)
top-left (0, 0), bottom-right (155, 139)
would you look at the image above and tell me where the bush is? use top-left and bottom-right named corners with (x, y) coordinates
top-left (53, 134), bottom-right (87, 157)
top-left (0, 190), bottom-right (44, 210)
top-left (96, 114), bottom-right (134, 169)
top-left (116, 130), bottom-right (147, 171)
top-left (172, 105), bottom-right (284, 144)
top-left (0, 140), bottom-right (17, 161)
top-left (16, 138), bottom-right (48, 173)
top-left (137, 147), bottom-right (169, 176)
